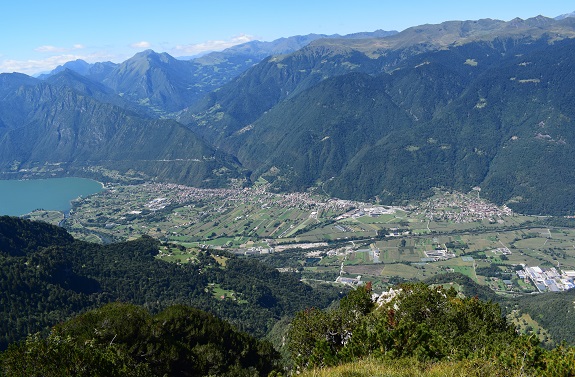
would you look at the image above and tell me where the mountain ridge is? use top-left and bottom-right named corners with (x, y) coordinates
top-left (3, 15), bottom-right (575, 214)
top-left (179, 16), bottom-right (575, 145)
top-left (37, 31), bottom-right (398, 116)
top-left (0, 75), bottom-right (243, 186)
top-left (180, 20), bottom-right (575, 214)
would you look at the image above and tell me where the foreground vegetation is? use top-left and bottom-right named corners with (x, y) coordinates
top-left (288, 283), bottom-right (575, 377)
top-left (298, 354), bottom-right (575, 377)
top-left (2, 282), bottom-right (575, 376)
top-left (0, 303), bottom-right (280, 376)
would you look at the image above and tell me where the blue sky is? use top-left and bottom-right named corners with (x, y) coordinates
top-left (1, 0), bottom-right (573, 75)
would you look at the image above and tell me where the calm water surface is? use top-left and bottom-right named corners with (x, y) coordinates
top-left (0, 177), bottom-right (103, 216)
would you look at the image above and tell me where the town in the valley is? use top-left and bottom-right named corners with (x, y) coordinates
top-left (26, 183), bottom-right (575, 296)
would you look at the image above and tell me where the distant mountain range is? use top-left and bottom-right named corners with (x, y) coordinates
top-left (179, 15), bottom-right (575, 214)
top-left (3, 15), bottom-right (575, 214)
top-left (37, 31), bottom-right (398, 116)
top-left (0, 72), bottom-right (243, 186)
top-left (556, 11), bottom-right (575, 20)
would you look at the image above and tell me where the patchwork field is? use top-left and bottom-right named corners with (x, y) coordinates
top-left (28, 184), bottom-right (575, 296)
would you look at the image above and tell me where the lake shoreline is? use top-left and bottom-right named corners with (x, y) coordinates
top-left (0, 177), bottom-right (104, 217)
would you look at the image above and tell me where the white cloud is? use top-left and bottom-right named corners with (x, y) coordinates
top-left (0, 34), bottom-right (256, 75)
top-left (35, 45), bottom-right (68, 53)
top-left (174, 34), bottom-right (255, 55)
top-left (131, 41), bottom-right (151, 49)
top-left (0, 52), bottom-right (114, 76)
top-left (0, 55), bottom-right (81, 75)
top-left (34, 44), bottom-right (86, 54)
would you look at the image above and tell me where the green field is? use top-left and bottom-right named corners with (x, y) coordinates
top-left (59, 184), bottom-right (575, 296)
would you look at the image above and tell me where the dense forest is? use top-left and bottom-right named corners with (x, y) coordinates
top-left (0, 303), bottom-right (280, 376)
top-left (0, 216), bottom-right (341, 350)
top-left (3, 282), bottom-right (575, 376)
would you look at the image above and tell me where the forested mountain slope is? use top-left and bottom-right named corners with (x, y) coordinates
top-left (0, 73), bottom-right (243, 186)
top-left (0, 216), bottom-right (341, 350)
top-left (1, 303), bottom-right (281, 376)
top-left (3, 17), bottom-right (575, 214)
top-left (182, 19), bottom-right (575, 214)
top-left (181, 16), bottom-right (575, 143)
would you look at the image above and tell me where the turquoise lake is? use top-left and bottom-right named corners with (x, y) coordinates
top-left (0, 177), bottom-right (104, 216)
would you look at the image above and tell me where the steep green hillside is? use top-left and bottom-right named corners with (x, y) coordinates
top-left (180, 44), bottom-right (389, 143)
top-left (187, 33), bottom-right (575, 214)
top-left (230, 72), bottom-right (414, 192)
top-left (335, 36), bottom-right (575, 213)
top-left (182, 16), bottom-right (575, 144)
top-left (46, 69), bottom-right (155, 117)
top-left (0, 216), bottom-right (340, 350)
top-left (0, 75), bottom-right (243, 187)
top-left (102, 50), bottom-right (202, 114)
top-left (508, 289), bottom-right (575, 346)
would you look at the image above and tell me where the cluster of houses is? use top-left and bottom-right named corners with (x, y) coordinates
top-left (146, 197), bottom-right (169, 211)
top-left (417, 191), bottom-right (513, 224)
top-left (242, 246), bottom-right (273, 255)
top-left (517, 266), bottom-right (575, 292)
